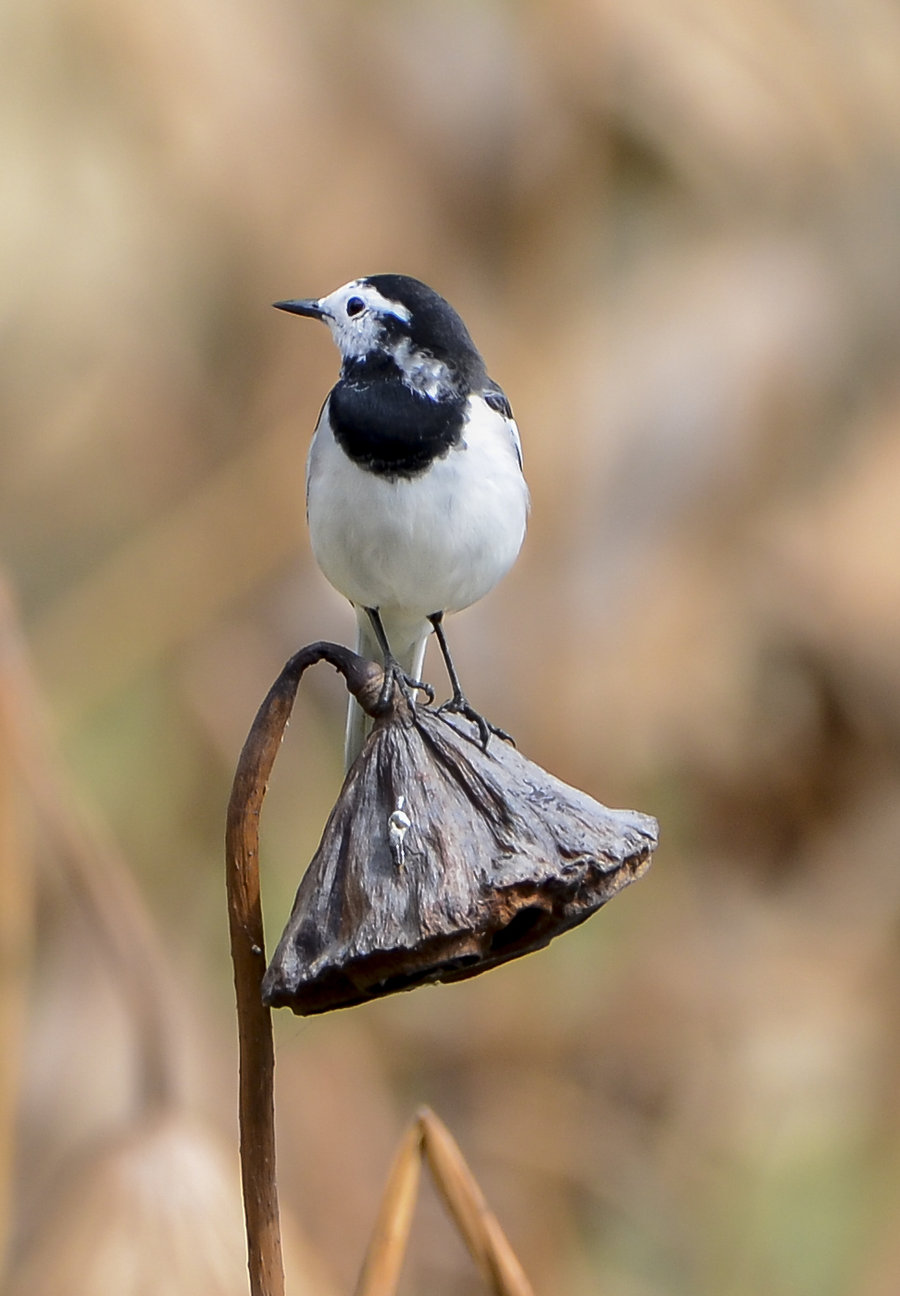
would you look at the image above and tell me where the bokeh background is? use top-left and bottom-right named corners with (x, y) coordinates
top-left (3, 0), bottom-right (900, 1292)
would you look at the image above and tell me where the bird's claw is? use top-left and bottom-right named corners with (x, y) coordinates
top-left (376, 659), bottom-right (435, 714)
top-left (437, 694), bottom-right (515, 750)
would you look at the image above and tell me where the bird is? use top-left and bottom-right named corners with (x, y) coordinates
top-left (274, 273), bottom-right (529, 769)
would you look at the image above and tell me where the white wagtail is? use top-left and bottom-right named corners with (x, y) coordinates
top-left (274, 274), bottom-right (529, 768)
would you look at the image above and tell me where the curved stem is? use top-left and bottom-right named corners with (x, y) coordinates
top-left (225, 642), bottom-right (384, 1296)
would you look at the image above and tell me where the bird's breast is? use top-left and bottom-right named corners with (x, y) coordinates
top-left (306, 392), bottom-right (529, 619)
top-left (328, 375), bottom-right (464, 479)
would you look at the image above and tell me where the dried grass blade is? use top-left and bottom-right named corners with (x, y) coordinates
top-left (353, 1117), bottom-right (424, 1296)
top-left (0, 580), bottom-right (35, 1273)
top-left (419, 1108), bottom-right (535, 1296)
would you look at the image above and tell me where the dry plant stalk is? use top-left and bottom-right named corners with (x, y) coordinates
top-left (0, 583), bottom-right (35, 1272)
top-left (354, 1107), bottom-right (534, 1296)
top-left (0, 578), bottom-right (186, 1115)
top-left (225, 642), bottom-right (384, 1296)
top-left (351, 1118), bottom-right (423, 1296)
top-left (420, 1109), bottom-right (533, 1296)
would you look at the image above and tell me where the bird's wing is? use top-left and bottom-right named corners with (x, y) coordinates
top-left (305, 392), bottom-right (333, 519)
top-left (482, 378), bottom-right (523, 471)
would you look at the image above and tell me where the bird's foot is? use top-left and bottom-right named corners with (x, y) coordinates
top-left (437, 693), bottom-right (515, 751)
top-left (376, 657), bottom-right (435, 715)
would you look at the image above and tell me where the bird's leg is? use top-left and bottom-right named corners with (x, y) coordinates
top-left (428, 612), bottom-right (514, 749)
top-left (365, 607), bottom-right (434, 713)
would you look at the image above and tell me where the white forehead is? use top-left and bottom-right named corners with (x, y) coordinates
top-left (319, 279), bottom-right (411, 360)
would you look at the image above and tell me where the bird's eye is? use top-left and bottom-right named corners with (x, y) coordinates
top-left (346, 297), bottom-right (365, 317)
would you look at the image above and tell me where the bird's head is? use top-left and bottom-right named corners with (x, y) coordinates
top-left (274, 274), bottom-right (485, 396)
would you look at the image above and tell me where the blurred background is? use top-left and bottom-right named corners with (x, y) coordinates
top-left (2, 0), bottom-right (900, 1292)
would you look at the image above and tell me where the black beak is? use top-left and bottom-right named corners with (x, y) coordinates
top-left (273, 298), bottom-right (329, 320)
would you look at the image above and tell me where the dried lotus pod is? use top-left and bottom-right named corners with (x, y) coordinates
top-left (263, 681), bottom-right (658, 1016)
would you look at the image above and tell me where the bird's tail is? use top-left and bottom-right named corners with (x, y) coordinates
top-left (344, 610), bottom-right (430, 771)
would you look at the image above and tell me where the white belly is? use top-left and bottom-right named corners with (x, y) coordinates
top-left (306, 397), bottom-right (529, 625)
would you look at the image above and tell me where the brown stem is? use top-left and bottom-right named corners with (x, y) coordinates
top-left (0, 575), bottom-right (186, 1123)
top-left (224, 642), bottom-right (384, 1296)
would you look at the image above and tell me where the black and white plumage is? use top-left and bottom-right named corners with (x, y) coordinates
top-left (274, 274), bottom-right (529, 768)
